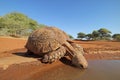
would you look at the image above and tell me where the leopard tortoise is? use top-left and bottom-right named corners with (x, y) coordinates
top-left (25, 27), bottom-right (88, 68)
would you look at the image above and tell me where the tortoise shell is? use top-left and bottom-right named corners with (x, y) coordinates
top-left (25, 27), bottom-right (70, 55)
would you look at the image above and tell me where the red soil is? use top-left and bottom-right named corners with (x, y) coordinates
top-left (0, 37), bottom-right (120, 80)
top-left (0, 37), bottom-right (27, 57)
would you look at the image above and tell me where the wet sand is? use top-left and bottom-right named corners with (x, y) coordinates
top-left (0, 37), bottom-right (120, 80)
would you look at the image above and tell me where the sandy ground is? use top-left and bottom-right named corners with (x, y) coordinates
top-left (0, 37), bottom-right (120, 80)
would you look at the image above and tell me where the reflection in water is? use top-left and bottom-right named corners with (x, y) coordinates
top-left (27, 60), bottom-right (120, 80)
top-left (81, 60), bottom-right (120, 80)
top-left (28, 64), bottom-right (87, 80)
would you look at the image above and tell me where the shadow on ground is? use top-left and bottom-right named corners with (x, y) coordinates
top-left (12, 48), bottom-right (74, 67)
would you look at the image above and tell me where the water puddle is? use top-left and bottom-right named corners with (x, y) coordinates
top-left (27, 60), bottom-right (120, 80)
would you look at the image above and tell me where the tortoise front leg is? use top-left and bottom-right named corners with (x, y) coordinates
top-left (42, 46), bottom-right (66, 63)
top-left (64, 42), bottom-right (88, 69)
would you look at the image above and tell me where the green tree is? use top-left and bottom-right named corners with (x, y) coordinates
top-left (98, 28), bottom-right (111, 40)
top-left (112, 34), bottom-right (120, 41)
top-left (85, 33), bottom-right (93, 40)
top-left (77, 32), bottom-right (86, 40)
top-left (68, 34), bottom-right (74, 39)
top-left (92, 30), bottom-right (100, 40)
top-left (0, 12), bottom-right (43, 37)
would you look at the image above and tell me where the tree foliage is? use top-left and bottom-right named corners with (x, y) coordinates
top-left (77, 28), bottom-right (114, 41)
top-left (68, 34), bottom-right (74, 39)
top-left (98, 28), bottom-right (111, 39)
top-left (77, 32), bottom-right (86, 40)
top-left (0, 12), bottom-right (45, 37)
top-left (92, 30), bottom-right (100, 40)
top-left (85, 33), bottom-right (93, 40)
top-left (112, 34), bottom-right (120, 41)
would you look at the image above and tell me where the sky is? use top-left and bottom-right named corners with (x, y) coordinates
top-left (0, 0), bottom-right (120, 38)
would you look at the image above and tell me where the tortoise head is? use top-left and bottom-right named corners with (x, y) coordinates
top-left (64, 40), bottom-right (88, 69)
top-left (71, 52), bottom-right (88, 68)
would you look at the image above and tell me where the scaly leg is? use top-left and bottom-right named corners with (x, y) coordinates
top-left (42, 46), bottom-right (66, 63)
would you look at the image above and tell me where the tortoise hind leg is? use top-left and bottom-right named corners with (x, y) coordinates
top-left (42, 46), bottom-right (66, 63)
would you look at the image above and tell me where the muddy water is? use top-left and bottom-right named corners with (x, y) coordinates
top-left (26, 60), bottom-right (120, 80)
